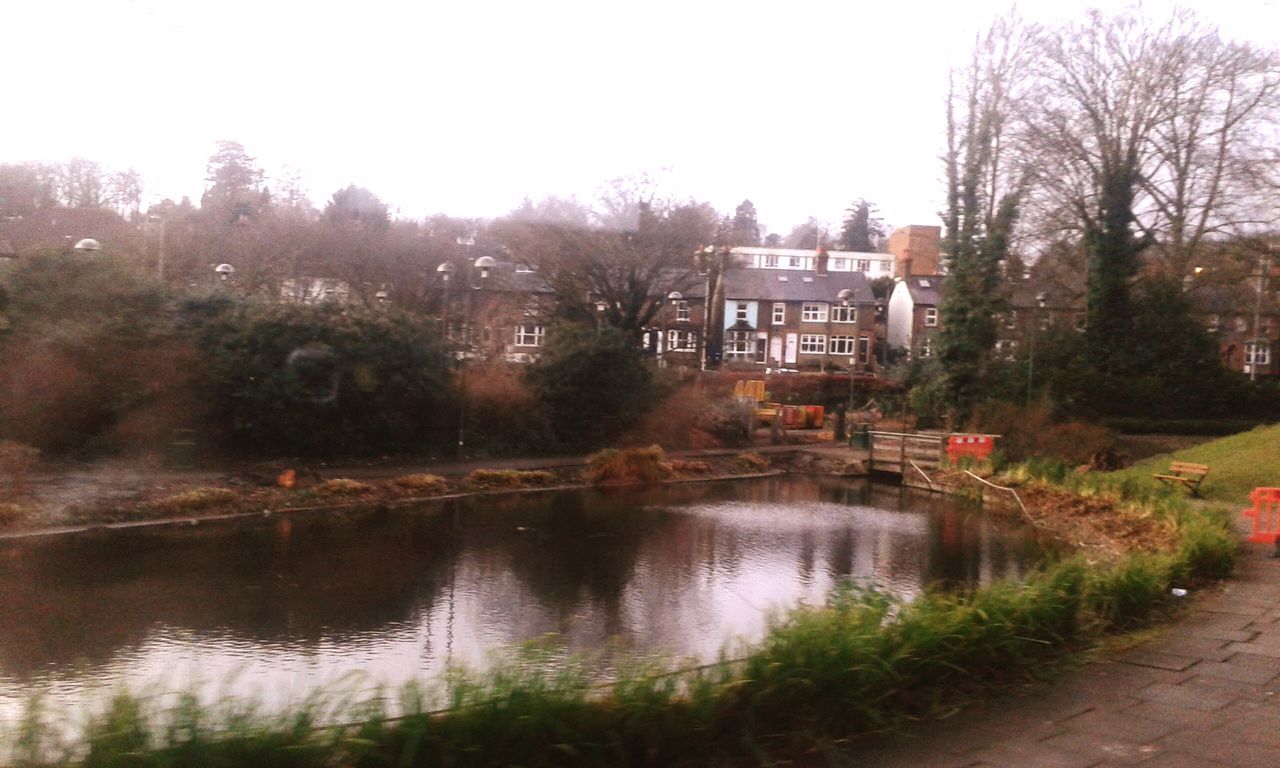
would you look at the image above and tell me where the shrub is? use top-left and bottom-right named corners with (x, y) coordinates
top-left (393, 473), bottom-right (449, 494)
top-left (191, 302), bottom-right (452, 456)
top-left (314, 478), bottom-right (374, 496)
top-left (148, 487), bottom-right (238, 515)
top-left (463, 469), bottom-right (558, 490)
top-left (525, 324), bottom-right (656, 451)
top-left (461, 363), bottom-right (556, 456)
top-left (583, 446), bottom-right (668, 487)
top-left (693, 398), bottom-right (754, 446)
top-left (974, 401), bottom-right (1114, 465)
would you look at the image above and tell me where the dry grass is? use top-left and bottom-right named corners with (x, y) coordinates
top-left (583, 446), bottom-right (669, 486)
top-left (463, 469), bottom-right (558, 490)
top-left (314, 478), bottom-right (375, 496)
top-left (665, 459), bottom-right (712, 476)
top-left (147, 487), bottom-right (239, 516)
top-left (734, 452), bottom-right (771, 472)
top-left (0, 440), bottom-right (39, 497)
top-left (392, 473), bottom-right (450, 494)
top-left (0, 502), bottom-right (24, 527)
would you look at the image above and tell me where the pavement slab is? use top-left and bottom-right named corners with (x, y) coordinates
top-left (832, 547), bottom-right (1280, 767)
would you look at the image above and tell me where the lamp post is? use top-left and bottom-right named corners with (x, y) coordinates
top-left (436, 262), bottom-right (455, 343)
top-left (449, 255), bottom-right (495, 456)
top-left (1027, 291), bottom-right (1048, 406)
top-left (1249, 246), bottom-right (1270, 382)
top-left (73, 238), bottom-right (101, 255)
top-left (595, 300), bottom-right (609, 334)
top-left (837, 288), bottom-right (856, 440)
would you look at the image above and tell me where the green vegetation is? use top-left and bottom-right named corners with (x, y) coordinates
top-left (1105, 423), bottom-right (1280, 502)
top-left (313, 478), bottom-right (375, 496)
top-left (5, 483), bottom-right (1235, 767)
top-left (392, 473), bottom-right (450, 493)
top-left (146, 487), bottom-right (238, 515)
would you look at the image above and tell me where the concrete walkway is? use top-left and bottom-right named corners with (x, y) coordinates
top-left (835, 544), bottom-right (1280, 767)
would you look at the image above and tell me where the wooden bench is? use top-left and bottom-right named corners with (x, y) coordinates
top-left (1153, 461), bottom-right (1209, 496)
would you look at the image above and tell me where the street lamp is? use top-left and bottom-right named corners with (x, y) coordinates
top-left (1027, 291), bottom-right (1048, 406)
top-left (837, 288), bottom-right (856, 440)
top-left (595, 300), bottom-right (609, 333)
top-left (214, 263), bottom-right (235, 282)
top-left (73, 238), bottom-right (100, 255)
top-left (454, 255), bottom-right (496, 456)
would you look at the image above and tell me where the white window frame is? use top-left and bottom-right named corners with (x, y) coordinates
top-left (799, 334), bottom-right (827, 354)
top-left (725, 330), bottom-right (754, 359)
top-left (857, 259), bottom-right (869, 271)
top-left (831, 257), bottom-right (848, 270)
top-left (1207, 314), bottom-right (1220, 332)
top-left (919, 335), bottom-right (933, 358)
top-left (831, 305), bottom-right (857, 323)
top-left (924, 307), bottom-right (938, 327)
top-left (675, 300), bottom-right (690, 322)
top-left (1246, 340), bottom-right (1271, 366)
top-left (763, 254), bottom-right (779, 268)
top-left (772, 302), bottom-right (786, 325)
top-left (735, 301), bottom-right (749, 322)
top-left (667, 329), bottom-right (697, 351)
top-left (829, 335), bottom-right (856, 355)
top-left (802, 302), bottom-right (828, 322)
top-left (514, 324), bottom-right (545, 347)
top-left (788, 255), bottom-right (802, 268)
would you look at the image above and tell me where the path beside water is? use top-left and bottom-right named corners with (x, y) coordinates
top-left (830, 542), bottom-right (1280, 768)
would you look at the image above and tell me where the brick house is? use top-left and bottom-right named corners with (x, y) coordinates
top-left (1186, 281), bottom-right (1279, 378)
top-left (712, 264), bottom-right (878, 371)
top-left (444, 259), bottom-right (557, 362)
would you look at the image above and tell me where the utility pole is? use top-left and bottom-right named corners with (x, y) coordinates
top-left (1251, 245), bottom-right (1271, 382)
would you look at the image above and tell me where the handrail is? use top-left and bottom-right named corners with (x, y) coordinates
top-left (962, 470), bottom-right (1030, 520)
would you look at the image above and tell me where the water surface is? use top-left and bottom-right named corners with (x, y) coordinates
top-left (0, 476), bottom-right (1041, 717)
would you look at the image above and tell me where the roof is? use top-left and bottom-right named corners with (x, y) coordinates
top-left (899, 275), bottom-right (943, 305)
top-left (723, 268), bottom-right (873, 304)
top-left (730, 246), bottom-right (886, 260)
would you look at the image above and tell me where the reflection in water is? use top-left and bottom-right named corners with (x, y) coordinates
top-left (0, 477), bottom-right (1041, 718)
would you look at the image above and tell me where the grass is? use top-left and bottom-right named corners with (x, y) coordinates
top-left (313, 478), bottom-right (376, 496)
top-left (392, 473), bottom-right (449, 494)
top-left (146, 488), bottom-right (239, 516)
top-left (3, 477), bottom-right (1237, 767)
top-left (1104, 422), bottom-right (1279, 502)
top-left (463, 469), bottom-right (558, 490)
top-left (583, 446), bottom-right (669, 487)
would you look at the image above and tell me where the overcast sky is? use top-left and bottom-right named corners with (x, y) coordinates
top-left (5, 0), bottom-right (1277, 235)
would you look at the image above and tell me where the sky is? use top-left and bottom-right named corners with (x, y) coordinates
top-left (4, 0), bottom-right (1278, 236)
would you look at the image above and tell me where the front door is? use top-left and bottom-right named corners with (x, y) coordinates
top-left (784, 333), bottom-right (798, 364)
top-left (769, 335), bottom-right (783, 367)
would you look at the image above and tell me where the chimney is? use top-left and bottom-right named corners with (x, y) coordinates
top-left (815, 246), bottom-right (828, 275)
top-left (888, 225), bottom-right (941, 278)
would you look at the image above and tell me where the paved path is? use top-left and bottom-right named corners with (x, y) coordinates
top-left (835, 544), bottom-right (1280, 767)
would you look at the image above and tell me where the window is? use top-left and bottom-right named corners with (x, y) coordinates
top-left (514, 324), bottom-right (544, 347)
top-left (831, 257), bottom-right (848, 270)
top-left (1206, 314), bottom-right (1219, 331)
top-left (1246, 341), bottom-right (1271, 367)
top-left (829, 335), bottom-right (856, 355)
top-left (994, 339), bottom-right (1018, 360)
top-left (919, 335), bottom-right (933, 358)
top-left (735, 302), bottom-right (749, 322)
top-left (857, 259), bottom-right (869, 271)
top-left (831, 304), bottom-right (857, 323)
top-left (924, 307), bottom-right (938, 327)
top-left (802, 302), bottom-right (828, 322)
top-left (725, 330), bottom-right (754, 358)
top-left (800, 334), bottom-right (826, 354)
top-left (667, 329), bottom-right (697, 351)
top-left (919, 279), bottom-right (932, 288)
top-left (1004, 310), bottom-right (1017, 329)
top-left (763, 254), bottom-right (779, 268)
top-left (514, 263), bottom-right (535, 273)
top-left (1074, 313), bottom-right (1087, 332)
top-left (772, 302), bottom-right (786, 324)
top-left (788, 256), bottom-right (802, 268)
top-left (1235, 316), bottom-right (1248, 332)
top-left (675, 301), bottom-right (690, 322)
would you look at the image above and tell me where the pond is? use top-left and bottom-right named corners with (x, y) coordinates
top-left (0, 476), bottom-right (1044, 720)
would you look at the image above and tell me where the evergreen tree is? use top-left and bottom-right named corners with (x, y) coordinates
top-left (730, 200), bottom-right (761, 246)
top-left (838, 199), bottom-right (885, 251)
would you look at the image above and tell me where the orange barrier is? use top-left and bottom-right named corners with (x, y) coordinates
top-left (947, 434), bottom-right (997, 462)
top-left (1242, 487), bottom-right (1280, 544)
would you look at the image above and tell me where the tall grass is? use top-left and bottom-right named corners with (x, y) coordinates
top-left (5, 484), bottom-right (1238, 767)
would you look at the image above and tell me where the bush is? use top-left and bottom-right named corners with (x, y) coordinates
top-left (191, 302), bottom-right (452, 456)
top-left (666, 459), bottom-right (711, 475)
top-left (974, 401), bottom-right (1115, 465)
top-left (1101, 417), bottom-right (1266, 436)
top-left (461, 363), bottom-right (556, 456)
top-left (583, 446), bottom-right (668, 486)
top-left (526, 324), bottom-right (656, 451)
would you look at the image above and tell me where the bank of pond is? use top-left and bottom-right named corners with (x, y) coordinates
top-left (0, 474), bottom-right (1237, 766)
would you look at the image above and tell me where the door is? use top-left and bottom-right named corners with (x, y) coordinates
top-left (754, 333), bottom-right (767, 363)
top-left (784, 333), bottom-right (798, 364)
top-left (769, 335), bottom-right (783, 367)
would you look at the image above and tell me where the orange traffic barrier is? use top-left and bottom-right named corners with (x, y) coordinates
top-left (1242, 487), bottom-right (1280, 544)
top-left (947, 434), bottom-right (997, 462)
